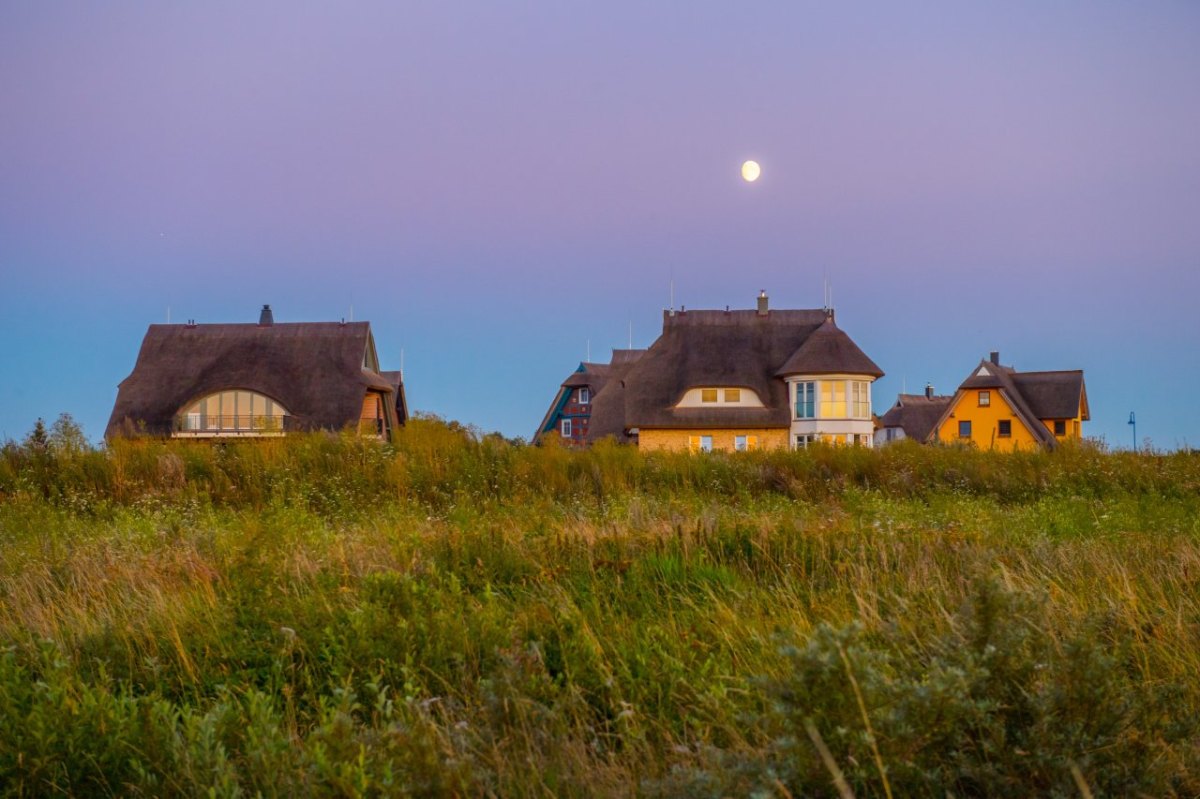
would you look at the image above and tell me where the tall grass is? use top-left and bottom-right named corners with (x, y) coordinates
top-left (1, 417), bottom-right (1198, 796)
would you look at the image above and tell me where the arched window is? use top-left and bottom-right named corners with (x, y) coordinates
top-left (177, 390), bottom-right (289, 434)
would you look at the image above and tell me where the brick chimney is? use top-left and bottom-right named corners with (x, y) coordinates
top-left (756, 290), bottom-right (768, 316)
top-left (925, 383), bottom-right (934, 399)
top-left (990, 350), bottom-right (1000, 365)
top-left (259, 304), bottom-right (274, 326)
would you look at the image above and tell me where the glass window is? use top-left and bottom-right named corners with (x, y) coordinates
top-left (822, 381), bottom-right (847, 418)
top-left (579, 388), bottom-right (590, 404)
top-left (181, 390), bottom-right (288, 433)
top-left (998, 420), bottom-right (1012, 438)
top-left (795, 434), bottom-right (813, 449)
top-left (851, 381), bottom-right (870, 418)
top-left (701, 389), bottom-right (718, 403)
top-left (979, 391), bottom-right (991, 407)
top-left (959, 420), bottom-right (972, 439)
top-left (724, 388), bottom-right (741, 403)
top-left (699, 435), bottom-right (713, 452)
top-left (561, 419), bottom-right (572, 437)
top-left (1054, 420), bottom-right (1066, 436)
top-left (735, 435), bottom-right (748, 451)
top-left (795, 381), bottom-right (816, 419)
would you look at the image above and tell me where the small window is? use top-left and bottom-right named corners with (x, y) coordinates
top-left (795, 434), bottom-right (813, 449)
top-left (701, 389), bottom-right (718, 403)
top-left (998, 420), bottom-right (1012, 438)
top-left (1054, 420), bottom-right (1066, 436)
top-left (959, 420), bottom-right (972, 439)
top-left (579, 388), bottom-right (590, 404)
top-left (561, 419), bottom-right (572, 437)
top-left (978, 391), bottom-right (991, 407)
top-left (724, 389), bottom-right (741, 403)
top-left (795, 381), bottom-right (816, 419)
top-left (735, 435), bottom-right (748, 451)
top-left (700, 435), bottom-right (713, 452)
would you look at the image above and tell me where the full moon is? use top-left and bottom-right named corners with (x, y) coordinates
top-left (741, 160), bottom-right (761, 182)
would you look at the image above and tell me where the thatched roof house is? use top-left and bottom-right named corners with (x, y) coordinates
top-left (106, 305), bottom-right (406, 440)
top-left (580, 292), bottom-right (884, 452)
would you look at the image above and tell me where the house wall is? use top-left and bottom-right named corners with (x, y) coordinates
top-left (1042, 412), bottom-right (1084, 441)
top-left (638, 428), bottom-right (789, 452)
top-left (936, 389), bottom-right (1039, 451)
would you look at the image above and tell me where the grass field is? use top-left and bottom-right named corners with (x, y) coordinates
top-left (1, 416), bottom-right (1198, 797)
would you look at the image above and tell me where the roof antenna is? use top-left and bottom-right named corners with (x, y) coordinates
top-left (587, 338), bottom-right (591, 362)
top-left (628, 320), bottom-right (633, 349)
top-left (349, 305), bottom-right (354, 322)
top-left (400, 348), bottom-right (405, 380)
top-left (669, 266), bottom-right (675, 312)
top-left (166, 306), bottom-right (171, 324)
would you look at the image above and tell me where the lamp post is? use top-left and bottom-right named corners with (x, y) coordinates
top-left (1128, 411), bottom-right (1136, 451)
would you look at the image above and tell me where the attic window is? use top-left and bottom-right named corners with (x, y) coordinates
top-left (724, 389), bottom-right (741, 403)
top-left (701, 389), bottom-right (718, 403)
top-left (579, 388), bottom-right (590, 404)
top-left (978, 391), bottom-right (991, 407)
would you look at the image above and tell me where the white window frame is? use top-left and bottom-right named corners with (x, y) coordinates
top-left (735, 435), bottom-right (748, 451)
top-left (561, 418), bottom-right (572, 437)
top-left (579, 387), bottom-right (590, 404)
top-left (795, 381), bottom-right (816, 419)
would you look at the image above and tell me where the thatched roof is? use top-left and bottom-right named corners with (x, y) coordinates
top-left (589, 307), bottom-right (881, 435)
top-left (776, 318), bottom-right (884, 377)
top-left (879, 393), bottom-right (953, 442)
top-left (106, 321), bottom-right (394, 437)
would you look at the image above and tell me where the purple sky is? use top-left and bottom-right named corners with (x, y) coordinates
top-left (2, 3), bottom-right (1198, 448)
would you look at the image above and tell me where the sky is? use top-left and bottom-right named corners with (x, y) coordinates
top-left (1, 2), bottom-right (1198, 448)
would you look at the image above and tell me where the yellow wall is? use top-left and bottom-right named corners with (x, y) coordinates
top-left (638, 428), bottom-right (789, 452)
top-left (936, 389), bottom-right (1040, 451)
top-left (1042, 414), bottom-right (1084, 442)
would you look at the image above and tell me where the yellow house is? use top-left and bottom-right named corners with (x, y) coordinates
top-left (579, 292), bottom-right (884, 452)
top-left (930, 352), bottom-right (1089, 451)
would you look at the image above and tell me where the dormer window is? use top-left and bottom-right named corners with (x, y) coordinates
top-left (176, 390), bottom-right (288, 436)
top-left (701, 389), bottom-right (718, 403)
top-left (676, 387), bottom-right (765, 408)
top-left (579, 388), bottom-right (590, 404)
top-left (724, 389), bottom-right (741, 403)
top-left (978, 390), bottom-right (991, 407)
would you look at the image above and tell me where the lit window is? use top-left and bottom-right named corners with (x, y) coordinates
top-left (561, 419), bottom-right (572, 437)
top-left (978, 391), bottom-right (991, 407)
top-left (724, 388), bottom-right (741, 403)
top-left (822, 381), bottom-right (847, 417)
top-left (998, 420), bottom-right (1012, 438)
top-left (701, 389), bottom-right (718, 403)
top-left (1054, 420), bottom-right (1066, 436)
top-left (178, 390), bottom-right (288, 434)
top-left (959, 420), bottom-right (972, 439)
top-left (795, 382), bottom-right (816, 419)
top-left (579, 388), bottom-right (590, 404)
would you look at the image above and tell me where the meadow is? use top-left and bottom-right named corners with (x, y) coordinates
top-left (1, 416), bottom-right (1198, 797)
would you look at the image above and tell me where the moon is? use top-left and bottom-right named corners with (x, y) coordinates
top-left (741, 160), bottom-right (761, 182)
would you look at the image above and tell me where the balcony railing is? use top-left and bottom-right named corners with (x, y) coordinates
top-left (173, 414), bottom-right (291, 436)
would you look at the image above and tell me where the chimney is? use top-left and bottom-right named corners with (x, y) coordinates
top-left (756, 290), bottom-right (769, 316)
top-left (259, 304), bottom-right (274, 326)
top-left (989, 350), bottom-right (1000, 365)
top-left (925, 383), bottom-right (934, 399)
